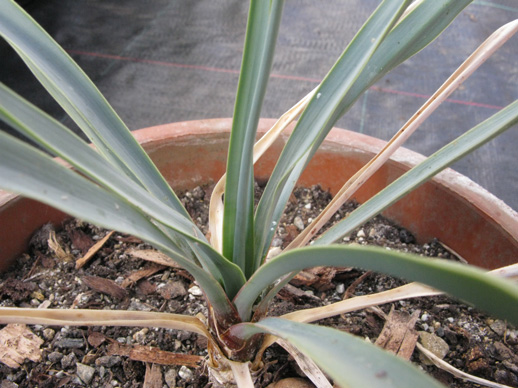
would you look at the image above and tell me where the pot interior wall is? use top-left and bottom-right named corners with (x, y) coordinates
top-left (0, 195), bottom-right (67, 272)
top-left (1, 120), bottom-right (517, 272)
top-left (139, 128), bottom-right (518, 271)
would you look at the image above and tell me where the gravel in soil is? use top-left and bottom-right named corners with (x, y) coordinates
top-left (0, 184), bottom-right (517, 388)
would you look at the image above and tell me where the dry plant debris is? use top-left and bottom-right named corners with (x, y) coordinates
top-left (374, 308), bottom-right (420, 360)
top-left (0, 324), bottom-right (43, 369)
top-left (0, 185), bottom-right (517, 387)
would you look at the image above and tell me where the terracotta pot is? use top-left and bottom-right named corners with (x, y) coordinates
top-left (1, 118), bottom-right (517, 272)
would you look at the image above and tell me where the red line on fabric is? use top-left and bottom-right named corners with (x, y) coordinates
top-left (67, 50), bottom-right (503, 110)
top-left (369, 86), bottom-right (503, 110)
top-left (68, 50), bottom-right (241, 75)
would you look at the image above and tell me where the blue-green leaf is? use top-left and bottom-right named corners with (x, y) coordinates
top-left (223, 0), bottom-right (284, 276)
top-left (253, 0), bottom-right (413, 267)
top-left (0, 132), bottom-right (237, 320)
top-left (236, 318), bottom-right (444, 388)
top-left (253, 0), bottom-right (472, 267)
top-left (0, 0), bottom-right (187, 215)
top-left (316, 99), bottom-right (518, 246)
top-left (0, 83), bottom-right (246, 298)
top-left (235, 245), bottom-right (518, 324)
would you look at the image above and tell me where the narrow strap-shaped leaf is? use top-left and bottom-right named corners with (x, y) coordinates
top-left (0, 133), bottom-right (237, 320)
top-left (0, 83), bottom-right (246, 297)
top-left (235, 245), bottom-right (518, 325)
top-left (286, 19), bottom-right (518, 251)
top-left (223, 0), bottom-right (284, 276)
top-left (239, 98), bottom-right (518, 319)
top-left (0, 308), bottom-right (211, 338)
top-left (0, 0), bottom-right (188, 215)
top-left (0, 85), bottom-right (199, 240)
top-left (209, 88), bottom-right (316, 254)
top-left (233, 317), bottom-right (445, 388)
top-left (283, 265), bottom-right (518, 325)
top-left (316, 99), bottom-right (518, 246)
top-left (253, 0), bottom-right (472, 267)
top-left (253, 0), bottom-right (413, 267)
top-left (340, 0), bottom-right (473, 116)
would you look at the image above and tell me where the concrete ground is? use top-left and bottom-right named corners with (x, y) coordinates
top-left (1, 0), bottom-right (517, 210)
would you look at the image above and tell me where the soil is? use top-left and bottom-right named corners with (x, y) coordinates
top-left (0, 183), bottom-right (517, 388)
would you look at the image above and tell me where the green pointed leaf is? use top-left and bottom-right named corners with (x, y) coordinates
top-left (316, 99), bottom-right (518, 246)
top-left (223, 0), bottom-right (284, 276)
top-left (344, 0), bottom-right (473, 107)
top-left (253, 0), bottom-right (413, 266)
top-left (0, 132), bottom-right (237, 320)
top-left (235, 245), bottom-right (518, 324)
top-left (0, 83), bottom-right (246, 297)
top-left (253, 0), bottom-right (472, 266)
top-left (0, 0), bottom-right (187, 215)
top-left (237, 318), bottom-right (444, 388)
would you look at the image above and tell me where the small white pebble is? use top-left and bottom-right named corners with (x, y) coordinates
top-left (266, 247), bottom-right (283, 261)
top-left (188, 286), bottom-right (203, 297)
top-left (179, 366), bottom-right (193, 381)
top-left (132, 328), bottom-right (148, 343)
top-left (293, 216), bottom-right (304, 231)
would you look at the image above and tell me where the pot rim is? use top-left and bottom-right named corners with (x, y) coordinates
top-left (1, 118), bottom-right (517, 270)
top-left (133, 118), bottom-right (518, 243)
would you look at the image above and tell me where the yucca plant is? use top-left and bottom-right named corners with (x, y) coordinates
top-left (1, 0), bottom-right (518, 387)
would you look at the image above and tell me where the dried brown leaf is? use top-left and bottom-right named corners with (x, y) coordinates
top-left (121, 264), bottom-right (165, 288)
top-left (69, 229), bottom-right (95, 255)
top-left (126, 248), bottom-right (181, 269)
top-left (290, 267), bottom-right (338, 291)
top-left (88, 331), bottom-right (107, 348)
top-left (290, 271), bottom-right (319, 287)
top-left (82, 275), bottom-right (128, 300)
top-left (137, 279), bottom-right (157, 295)
top-left (157, 281), bottom-right (187, 300)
